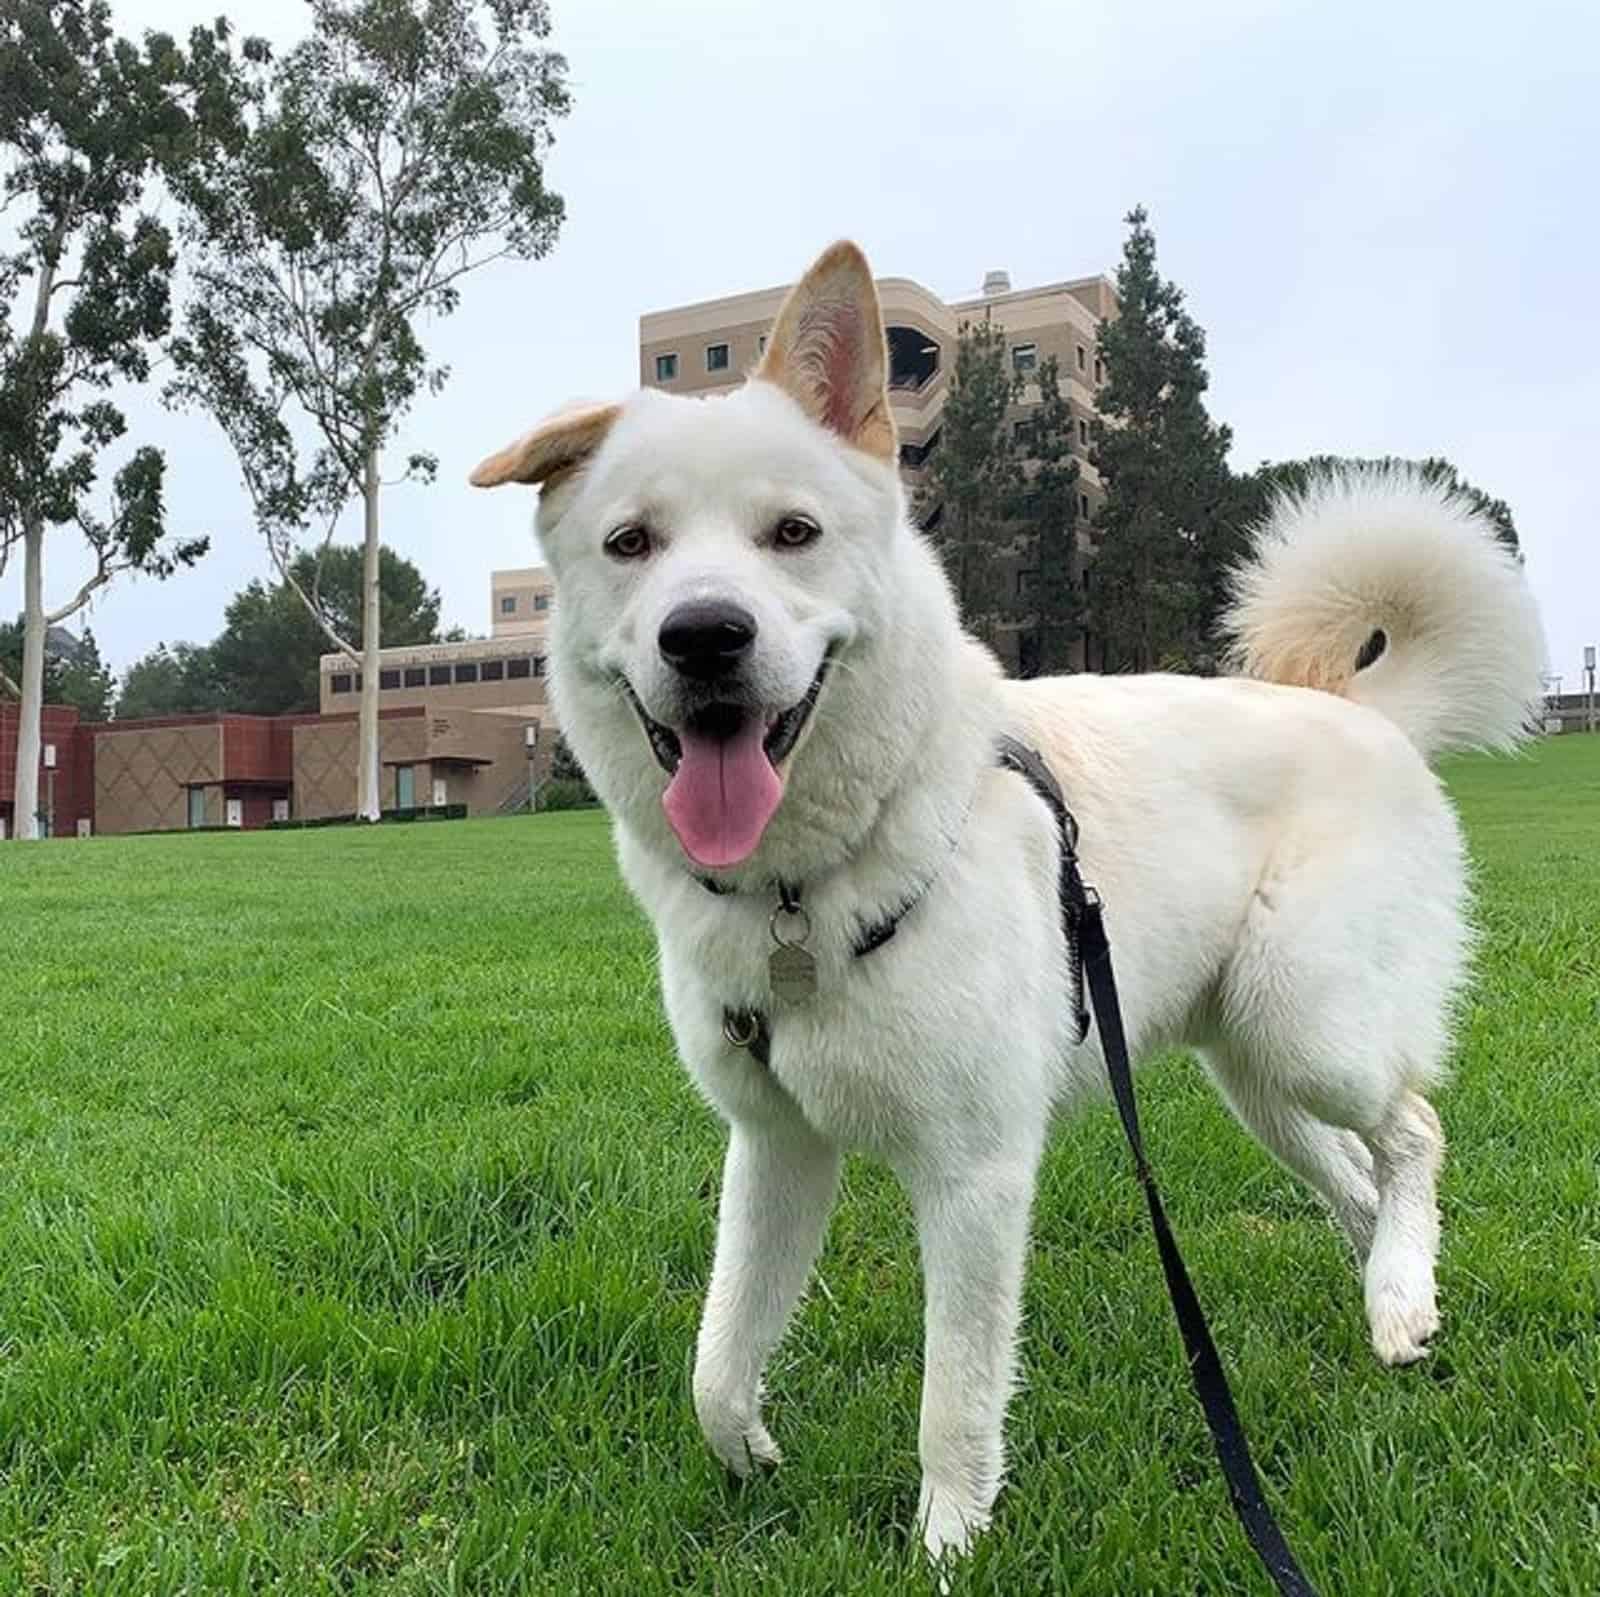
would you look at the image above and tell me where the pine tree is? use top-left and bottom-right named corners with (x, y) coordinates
top-left (53, 624), bottom-right (113, 719)
top-left (1013, 354), bottom-right (1080, 675)
top-left (916, 319), bottom-right (1021, 643)
top-left (1090, 206), bottom-right (1234, 671)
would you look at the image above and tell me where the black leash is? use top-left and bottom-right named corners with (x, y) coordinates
top-left (996, 736), bottom-right (1321, 1597)
top-left (719, 737), bottom-right (1321, 1594)
top-left (1079, 903), bottom-right (1319, 1595)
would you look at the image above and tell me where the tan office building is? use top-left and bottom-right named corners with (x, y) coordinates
top-left (309, 565), bottom-right (559, 817)
top-left (640, 264), bottom-right (1115, 671)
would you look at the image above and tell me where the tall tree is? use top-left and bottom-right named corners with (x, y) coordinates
top-left (168, 0), bottom-right (569, 820)
top-left (1013, 353), bottom-right (1080, 675)
top-left (1090, 206), bottom-right (1234, 672)
top-left (1, 613), bottom-right (60, 701)
top-left (113, 641), bottom-right (221, 719)
top-left (208, 544), bottom-right (441, 713)
top-left (916, 319), bottom-right (1022, 642)
top-left (52, 623), bottom-right (113, 718)
top-left (0, 2), bottom-right (241, 838)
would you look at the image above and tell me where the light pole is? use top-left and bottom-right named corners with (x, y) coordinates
top-left (1585, 645), bottom-right (1596, 735)
top-left (525, 718), bottom-right (541, 813)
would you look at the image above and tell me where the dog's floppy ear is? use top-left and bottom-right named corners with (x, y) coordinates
top-left (468, 401), bottom-right (621, 489)
top-left (755, 242), bottom-right (896, 463)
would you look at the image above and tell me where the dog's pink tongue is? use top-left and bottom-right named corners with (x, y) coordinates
top-left (662, 721), bottom-right (782, 868)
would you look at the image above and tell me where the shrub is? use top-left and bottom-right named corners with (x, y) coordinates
top-left (538, 778), bottom-right (600, 812)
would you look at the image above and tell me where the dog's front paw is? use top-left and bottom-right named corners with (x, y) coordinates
top-left (918, 1479), bottom-right (989, 1567)
top-left (694, 1380), bottom-right (783, 1477)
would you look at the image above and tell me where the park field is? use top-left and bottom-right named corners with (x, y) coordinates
top-left (1, 737), bottom-right (1596, 1594)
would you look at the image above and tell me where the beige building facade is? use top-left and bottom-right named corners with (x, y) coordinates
top-left (639, 264), bottom-right (1116, 672)
top-left (292, 705), bottom-right (539, 820)
top-left (319, 567), bottom-right (556, 717)
top-left (491, 565), bottom-right (555, 637)
top-left (307, 564), bottom-right (560, 818)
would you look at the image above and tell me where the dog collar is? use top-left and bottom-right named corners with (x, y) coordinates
top-left (717, 736), bottom-right (1090, 1064)
top-left (694, 871), bottom-right (920, 961)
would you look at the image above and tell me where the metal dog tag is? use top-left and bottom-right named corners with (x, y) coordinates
top-left (769, 942), bottom-right (818, 1002)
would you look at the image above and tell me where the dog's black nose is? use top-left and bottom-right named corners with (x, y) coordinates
top-left (658, 600), bottom-right (757, 680)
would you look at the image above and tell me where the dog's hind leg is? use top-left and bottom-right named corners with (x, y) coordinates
top-left (693, 1115), bottom-right (840, 1475)
top-left (1212, 1029), bottom-right (1445, 1365)
top-left (1217, 851), bottom-right (1455, 1367)
top-left (1359, 1089), bottom-right (1444, 1366)
top-left (1203, 1047), bottom-right (1379, 1259)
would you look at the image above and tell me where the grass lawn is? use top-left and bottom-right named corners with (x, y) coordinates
top-left (1, 737), bottom-right (1596, 1595)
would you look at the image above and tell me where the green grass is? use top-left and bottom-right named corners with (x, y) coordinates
top-left (2, 737), bottom-right (1597, 1595)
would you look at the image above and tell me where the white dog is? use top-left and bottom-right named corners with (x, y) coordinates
top-left (471, 243), bottom-right (1545, 1563)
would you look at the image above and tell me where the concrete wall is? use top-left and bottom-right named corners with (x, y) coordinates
top-left (93, 720), bottom-right (224, 835)
top-left (292, 709), bottom-right (428, 820)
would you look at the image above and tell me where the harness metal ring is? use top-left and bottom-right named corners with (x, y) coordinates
top-left (722, 1011), bottom-right (759, 1049)
top-left (769, 903), bottom-right (813, 948)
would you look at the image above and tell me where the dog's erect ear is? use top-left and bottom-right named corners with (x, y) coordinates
top-left (755, 242), bottom-right (896, 463)
top-left (468, 401), bottom-right (622, 489)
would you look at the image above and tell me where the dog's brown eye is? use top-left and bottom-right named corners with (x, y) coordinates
top-left (604, 524), bottom-right (651, 561)
top-left (772, 515), bottom-right (821, 550)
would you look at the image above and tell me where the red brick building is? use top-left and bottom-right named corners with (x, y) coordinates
top-left (2, 567), bottom-right (559, 840)
top-left (0, 702), bottom-right (93, 839)
top-left (1, 701), bottom-right (554, 840)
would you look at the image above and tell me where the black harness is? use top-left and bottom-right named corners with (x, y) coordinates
top-left (709, 736), bottom-right (1320, 1597)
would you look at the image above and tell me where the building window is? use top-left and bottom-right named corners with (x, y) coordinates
top-left (533, 656), bottom-right (547, 677)
top-left (482, 659), bottom-right (505, 682)
top-left (330, 672), bottom-right (352, 694)
top-left (899, 426), bottom-right (943, 470)
top-left (533, 593), bottom-right (550, 611)
top-left (1013, 418), bottom-right (1037, 451)
top-left (455, 663), bottom-right (479, 684)
top-left (1011, 343), bottom-right (1037, 375)
top-left (887, 325), bottom-right (941, 391)
top-left (379, 669), bottom-right (401, 690)
top-left (655, 352), bottom-right (678, 382)
top-left (404, 666), bottom-right (425, 688)
top-left (429, 665), bottom-right (451, 686)
top-left (706, 343), bottom-right (730, 373)
top-left (395, 764), bottom-right (415, 810)
top-left (1076, 344), bottom-right (1087, 372)
top-left (1094, 355), bottom-right (1104, 384)
top-left (500, 595), bottom-right (516, 615)
top-left (507, 656), bottom-right (532, 680)
top-left (1079, 493), bottom-right (1091, 518)
top-left (1077, 419), bottom-right (1090, 446)
top-left (758, 334), bottom-right (768, 355)
top-left (187, 787), bottom-right (206, 829)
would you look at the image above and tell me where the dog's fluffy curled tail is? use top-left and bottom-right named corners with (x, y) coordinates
top-left (1221, 466), bottom-right (1546, 760)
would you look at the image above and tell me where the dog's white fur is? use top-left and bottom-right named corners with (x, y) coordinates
top-left (473, 244), bottom-right (1545, 1564)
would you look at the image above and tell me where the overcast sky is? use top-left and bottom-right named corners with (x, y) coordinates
top-left (6, 0), bottom-right (1596, 692)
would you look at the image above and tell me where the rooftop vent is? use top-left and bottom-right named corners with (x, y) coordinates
top-left (982, 269), bottom-right (1011, 297)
